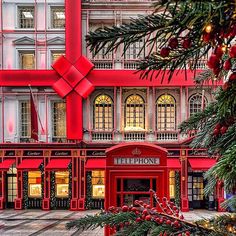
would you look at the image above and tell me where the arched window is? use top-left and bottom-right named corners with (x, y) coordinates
top-left (156, 94), bottom-right (175, 131)
top-left (189, 94), bottom-right (207, 116)
top-left (94, 94), bottom-right (113, 130)
top-left (125, 94), bottom-right (145, 130)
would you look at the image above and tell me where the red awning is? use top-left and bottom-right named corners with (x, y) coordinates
top-left (18, 159), bottom-right (43, 170)
top-left (167, 158), bottom-right (181, 169)
top-left (0, 159), bottom-right (15, 170)
top-left (188, 158), bottom-right (216, 170)
top-left (86, 159), bottom-right (106, 169)
top-left (45, 159), bottom-right (71, 170)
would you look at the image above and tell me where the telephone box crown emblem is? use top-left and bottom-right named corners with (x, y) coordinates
top-left (132, 148), bottom-right (141, 156)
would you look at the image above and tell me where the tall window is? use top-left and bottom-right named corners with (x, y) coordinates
top-left (125, 94), bottom-right (145, 130)
top-left (28, 171), bottom-right (42, 198)
top-left (124, 39), bottom-right (144, 60)
top-left (52, 101), bottom-right (66, 139)
top-left (51, 7), bottom-right (65, 28)
top-left (94, 94), bottom-right (113, 130)
top-left (51, 51), bottom-right (65, 64)
top-left (189, 94), bottom-right (207, 116)
top-left (19, 52), bottom-right (35, 69)
top-left (20, 101), bottom-right (30, 138)
top-left (18, 6), bottom-right (34, 28)
top-left (92, 171), bottom-right (105, 199)
top-left (55, 171), bottom-right (69, 198)
top-left (169, 171), bottom-right (175, 199)
top-left (156, 94), bottom-right (175, 130)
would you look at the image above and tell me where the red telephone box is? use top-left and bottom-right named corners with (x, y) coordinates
top-left (105, 143), bottom-right (168, 210)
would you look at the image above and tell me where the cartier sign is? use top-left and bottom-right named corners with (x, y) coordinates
top-left (114, 157), bottom-right (160, 165)
top-left (23, 150), bottom-right (43, 156)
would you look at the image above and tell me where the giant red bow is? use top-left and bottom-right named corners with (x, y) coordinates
top-left (52, 55), bottom-right (94, 98)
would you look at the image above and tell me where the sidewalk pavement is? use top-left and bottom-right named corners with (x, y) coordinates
top-left (0, 209), bottom-right (227, 236)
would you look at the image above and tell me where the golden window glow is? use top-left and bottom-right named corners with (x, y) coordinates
top-left (169, 171), bottom-right (175, 198)
top-left (157, 94), bottom-right (175, 130)
top-left (125, 94), bottom-right (145, 130)
top-left (20, 52), bottom-right (35, 69)
top-left (92, 171), bottom-right (105, 199)
top-left (28, 171), bottom-right (42, 198)
top-left (51, 51), bottom-right (65, 64)
top-left (189, 94), bottom-right (207, 116)
top-left (52, 101), bottom-right (66, 138)
top-left (94, 94), bottom-right (113, 130)
top-left (55, 171), bottom-right (69, 198)
top-left (20, 101), bottom-right (30, 138)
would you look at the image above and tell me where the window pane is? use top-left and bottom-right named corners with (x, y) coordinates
top-left (20, 101), bottom-right (30, 137)
top-left (92, 171), bottom-right (105, 198)
top-left (51, 51), bottom-right (65, 64)
top-left (189, 94), bottom-right (207, 116)
top-left (52, 101), bottom-right (66, 138)
top-left (51, 7), bottom-right (65, 28)
top-left (125, 94), bottom-right (145, 130)
top-left (18, 6), bottom-right (34, 28)
top-left (55, 171), bottom-right (69, 198)
top-left (156, 94), bottom-right (175, 131)
top-left (94, 95), bottom-right (113, 130)
top-left (20, 52), bottom-right (35, 69)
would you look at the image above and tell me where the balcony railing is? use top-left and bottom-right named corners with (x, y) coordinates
top-left (156, 131), bottom-right (178, 141)
top-left (91, 131), bottom-right (113, 141)
top-left (124, 132), bottom-right (146, 141)
top-left (124, 60), bottom-right (139, 69)
top-left (92, 60), bottom-right (113, 69)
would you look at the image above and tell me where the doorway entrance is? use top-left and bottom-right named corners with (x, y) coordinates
top-left (115, 175), bottom-right (161, 207)
top-left (6, 166), bottom-right (17, 208)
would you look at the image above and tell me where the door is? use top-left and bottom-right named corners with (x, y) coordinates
top-left (6, 166), bottom-right (17, 208)
top-left (115, 177), bottom-right (158, 207)
top-left (188, 172), bottom-right (205, 209)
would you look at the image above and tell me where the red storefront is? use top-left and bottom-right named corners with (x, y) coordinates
top-left (0, 144), bottom-right (224, 212)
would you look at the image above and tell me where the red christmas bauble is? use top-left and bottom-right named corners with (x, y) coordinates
top-left (180, 215), bottom-right (184, 220)
top-left (166, 219), bottom-right (171, 225)
top-left (220, 126), bottom-right (228, 135)
top-left (223, 59), bottom-right (231, 70)
top-left (229, 73), bottom-right (236, 81)
top-left (207, 54), bottom-right (220, 69)
top-left (215, 123), bottom-right (222, 130)
top-left (108, 206), bottom-right (115, 211)
top-left (182, 38), bottom-right (191, 49)
top-left (229, 45), bottom-right (236, 58)
top-left (142, 209), bottom-right (148, 215)
top-left (135, 217), bottom-right (141, 223)
top-left (222, 82), bottom-right (230, 91)
top-left (160, 47), bottom-right (170, 58)
top-left (163, 197), bottom-right (167, 202)
top-left (134, 200), bottom-right (139, 206)
top-left (215, 46), bottom-right (224, 58)
top-left (145, 215), bottom-right (152, 221)
top-left (131, 207), bottom-right (137, 212)
top-left (168, 37), bottom-right (178, 49)
top-left (122, 205), bottom-right (129, 212)
top-left (202, 32), bottom-right (211, 42)
top-left (185, 232), bottom-right (191, 236)
top-left (213, 128), bottom-right (220, 136)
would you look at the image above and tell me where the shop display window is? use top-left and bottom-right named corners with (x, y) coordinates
top-left (169, 171), bottom-right (175, 198)
top-left (55, 171), bottom-right (69, 198)
top-left (92, 171), bottom-right (105, 198)
top-left (28, 171), bottom-right (42, 198)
